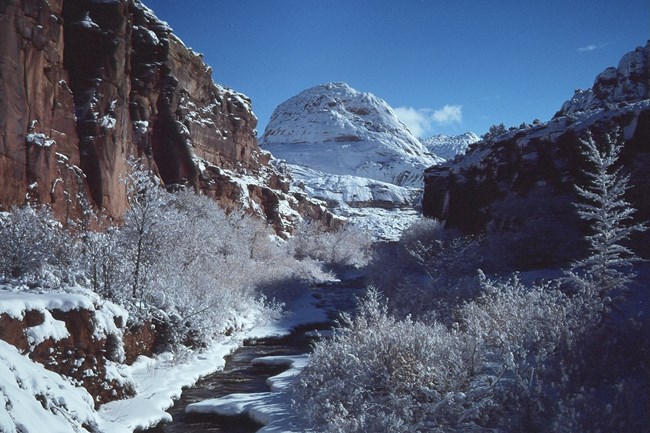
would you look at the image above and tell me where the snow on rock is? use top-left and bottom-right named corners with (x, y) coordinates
top-left (421, 132), bottom-right (480, 161)
top-left (0, 340), bottom-right (129, 433)
top-left (261, 82), bottom-right (442, 188)
top-left (25, 133), bottom-right (55, 148)
top-left (260, 82), bottom-right (441, 239)
top-left (0, 289), bottom-right (95, 318)
top-left (24, 309), bottom-right (69, 348)
top-left (0, 287), bottom-right (128, 339)
top-left (289, 165), bottom-right (419, 209)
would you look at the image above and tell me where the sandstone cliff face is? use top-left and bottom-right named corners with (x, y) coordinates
top-left (0, 0), bottom-right (330, 233)
top-left (423, 42), bottom-right (650, 264)
top-left (0, 0), bottom-right (88, 221)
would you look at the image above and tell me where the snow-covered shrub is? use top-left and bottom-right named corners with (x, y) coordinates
top-left (120, 159), bottom-right (174, 300)
top-left (80, 227), bottom-right (127, 299)
top-left (548, 317), bottom-right (650, 433)
top-left (289, 221), bottom-right (373, 269)
top-left (0, 205), bottom-right (76, 285)
top-left (459, 273), bottom-right (581, 421)
top-left (461, 273), bottom-right (577, 371)
top-left (292, 289), bottom-right (491, 433)
top-left (369, 217), bottom-right (482, 321)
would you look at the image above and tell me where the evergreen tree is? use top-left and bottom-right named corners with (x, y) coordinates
top-left (569, 130), bottom-right (646, 302)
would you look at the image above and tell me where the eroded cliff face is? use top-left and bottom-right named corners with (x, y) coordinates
top-left (422, 42), bottom-right (650, 264)
top-left (0, 0), bottom-right (330, 233)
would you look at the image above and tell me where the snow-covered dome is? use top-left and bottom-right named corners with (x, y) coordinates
top-left (261, 82), bottom-right (441, 187)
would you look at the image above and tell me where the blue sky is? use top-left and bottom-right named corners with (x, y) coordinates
top-left (143, 0), bottom-right (649, 138)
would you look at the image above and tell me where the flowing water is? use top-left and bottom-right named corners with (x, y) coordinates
top-left (143, 277), bottom-right (363, 433)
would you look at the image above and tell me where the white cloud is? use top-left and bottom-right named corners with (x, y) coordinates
top-left (394, 104), bottom-right (463, 138)
top-left (393, 107), bottom-right (430, 137)
top-left (432, 104), bottom-right (463, 125)
top-left (578, 44), bottom-right (598, 52)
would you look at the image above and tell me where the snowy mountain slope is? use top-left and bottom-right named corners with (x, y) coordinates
top-left (286, 164), bottom-right (422, 240)
top-left (421, 132), bottom-right (480, 161)
top-left (261, 82), bottom-right (441, 188)
top-left (289, 165), bottom-right (419, 209)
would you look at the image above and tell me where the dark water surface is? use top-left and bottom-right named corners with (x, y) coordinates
top-left (142, 277), bottom-right (363, 433)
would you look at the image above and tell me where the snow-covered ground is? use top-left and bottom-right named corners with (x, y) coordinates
top-left (99, 289), bottom-right (327, 432)
top-left (0, 288), bottom-right (328, 433)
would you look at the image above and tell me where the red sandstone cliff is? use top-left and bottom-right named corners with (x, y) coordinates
top-left (0, 0), bottom-right (332, 233)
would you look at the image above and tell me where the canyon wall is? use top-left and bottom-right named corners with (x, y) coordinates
top-left (423, 42), bottom-right (650, 265)
top-left (0, 0), bottom-right (331, 233)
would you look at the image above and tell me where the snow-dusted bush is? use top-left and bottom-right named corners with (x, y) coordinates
top-left (369, 217), bottom-right (482, 321)
top-left (289, 221), bottom-right (373, 269)
top-left (77, 165), bottom-right (336, 344)
top-left (292, 272), bottom-right (606, 432)
top-left (461, 273), bottom-right (577, 373)
top-left (0, 205), bottom-right (76, 285)
top-left (292, 289), bottom-right (491, 433)
top-left (80, 227), bottom-right (127, 299)
top-left (459, 273), bottom-right (584, 429)
top-left (548, 317), bottom-right (650, 433)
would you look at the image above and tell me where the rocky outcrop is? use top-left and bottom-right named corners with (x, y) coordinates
top-left (423, 41), bottom-right (650, 264)
top-left (0, 292), bottom-right (160, 406)
top-left (0, 0), bottom-right (329, 234)
top-left (557, 42), bottom-right (649, 117)
top-left (420, 132), bottom-right (480, 161)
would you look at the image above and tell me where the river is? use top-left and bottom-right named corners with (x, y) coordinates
top-left (143, 275), bottom-right (364, 432)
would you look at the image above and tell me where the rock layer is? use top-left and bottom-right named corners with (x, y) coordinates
top-left (0, 0), bottom-right (329, 233)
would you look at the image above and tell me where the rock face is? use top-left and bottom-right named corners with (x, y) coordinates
top-left (0, 0), bottom-right (87, 221)
top-left (423, 41), bottom-right (650, 264)
top-left (0, 0), bottom-right (329, 233)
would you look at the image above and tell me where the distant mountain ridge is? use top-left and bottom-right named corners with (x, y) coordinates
top-left (421, 132), bottom-right (480, 160)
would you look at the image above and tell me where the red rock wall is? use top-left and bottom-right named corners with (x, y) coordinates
top-left (0, 0), bottom-right (89, 220)
top-left (0, 0), bottom-right (332, 232)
